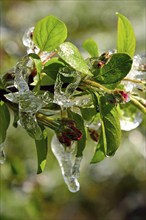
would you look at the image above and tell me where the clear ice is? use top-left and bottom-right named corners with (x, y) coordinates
top-left (120, 53), bottom-right (145, 131)
top-left (51, 135), bottom-right (81, 193)
top-left (120, 111), bottom-right (143, 131)
top-left (123, 53), bottom-right (146, 92)
top-left (0, 143), bottom-right (6, 165)
top-left (5, 56), bottom-right (51, 140)
top-left (22, 27), bottom-right (40, 54)
top-left (53, 71), bottom-right (82, 108)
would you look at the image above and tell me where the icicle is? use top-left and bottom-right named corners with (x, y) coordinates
top-left (72, 157), bottom-right (82, 179)
top-left (53, 71), bottom-right (81, 108)
top-left (51, 135), bottom-right (80, 193)
top-left (0, 144), bottom-right (6, 165)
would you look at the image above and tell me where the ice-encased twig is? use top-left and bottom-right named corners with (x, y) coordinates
top-left (5, 56), bottom-right (51, 140)
top-left (53, 70), bottom-right (81, 108)
top-left (51, 135), bottom-right (80, 193)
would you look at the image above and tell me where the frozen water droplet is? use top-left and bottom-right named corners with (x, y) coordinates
top-left (120, 111), bottom-right (143, 131)
top-left (51, 135), bottom-right (80, 193)
top-left (0, 144), bottom-right (6, 165)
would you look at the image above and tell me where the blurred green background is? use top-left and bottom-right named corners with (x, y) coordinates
top-left (0, 0), bottom-right (145, 220)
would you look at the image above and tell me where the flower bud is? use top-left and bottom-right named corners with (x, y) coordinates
top-left (56, 118), bottom-right (82, 147)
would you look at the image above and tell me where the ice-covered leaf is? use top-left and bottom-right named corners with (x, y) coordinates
top-left (58, 42), bottom-right (93, 76)
top-left (116, 12), bottom-right (136, 58)
top-left (0, 101), bottom-right (10, 144)
top-left (35, 128), bottom-right (48, 174)
top-left (82, 38), bottom-right (98, 57)
top-left (68, 110), bottom-right (86, 157)
top-left (91, 94), bottom-right (121, 163)
top-left (95, 53), bottom-right (132, 84)
top-left (33, 15), bottom-right (67, 52)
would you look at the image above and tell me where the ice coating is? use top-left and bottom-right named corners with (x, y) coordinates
top-left (51, 135), bottom-right (80, 193)
top-left (0, 144), bottom-right (6, 165)
top-left (72, 156), bottom-right (82, 179)
top-left (53, 71), bottom-right (81, 108)
top-left (22, 27), bottom-right (40, 54)
top-left (120, 53), bottom-right (145, 131)
top-left (120, 111), bottom-right (143, 131)
top-left (5, 56), bottom-right (51, 140)
top-left (123, 53), bottom-right (146, 92)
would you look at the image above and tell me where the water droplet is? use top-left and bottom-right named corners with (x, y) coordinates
top-left (0, 144), bottom-right (6, 165)
top-left (51, 135), bottom-right (80, 193)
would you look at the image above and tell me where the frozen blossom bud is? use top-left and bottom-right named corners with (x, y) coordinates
top-left (88, 128), bottom-right (99, 142)
top-left (56, 118), bottom-right (82, 147)
top-left (119, 91), bottom-right (130, 102)
top-left (114, 90), bottom-right (130, 103)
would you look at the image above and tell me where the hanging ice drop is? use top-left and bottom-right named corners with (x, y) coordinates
top-left (51, 135), bottom-right (80, 193)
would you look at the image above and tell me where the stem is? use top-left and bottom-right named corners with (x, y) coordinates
top-left (122, 78), bottom-right (146, 85)
top-left (130, 95), bottom-right (146, 115)
top-left (42, 51), bottom-right (57, 65)
top-left (81, 79), bottom-right (113, 94)
top-left (36, 113), bottom-right (58, 130)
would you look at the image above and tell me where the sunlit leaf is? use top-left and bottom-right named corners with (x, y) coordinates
top-left (116, 12), bottom-right (136, 57)
top-left (33, 15), bottom-right (67, 52)
top-left (82, 38), bottom-right (98, 57)
top-left (91, 94), bottom-right (121, 163)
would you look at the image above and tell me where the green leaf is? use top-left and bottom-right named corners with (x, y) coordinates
top-left (82, 38), bottom-right (98, 57)
top-left (0, 78), bottom-right (4, 89)
top-left (35, 128), bottom-right (48, 174)
top-left (116, 12), bottom-right (136, 57)
top-left (0, 101), bottom-right (10, 144)
top-left (29, 53), bottom-right (42, 74)
top-left (33, 15), bottom-right (67, 52)
top-left (91, 94), bottom-right (121, 163)
top-left (80, 107), bottom-right (97, 122)
top-left (68, 110), bottom-right (86, 157)
top-left (43, 58), bottom-right (65, 84)
top-left (95, 53), bottom-right (132, 85)
top-left (91, 122), bottom-right (106, 163)
top-left (58, 42), bottom-right (93, 77)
